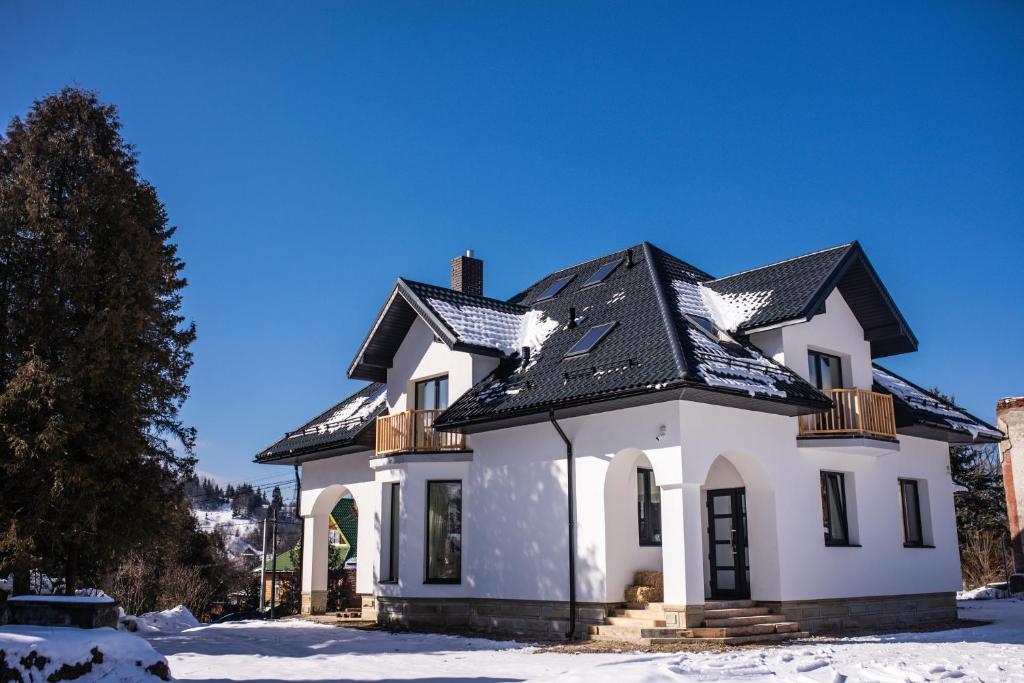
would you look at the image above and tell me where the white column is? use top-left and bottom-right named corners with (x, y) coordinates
top-left (660, 482), bottom-right (706, 627)
top-left (301, 514), bottom-right (330, 615)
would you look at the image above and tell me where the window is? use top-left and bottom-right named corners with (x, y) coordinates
top-left (899, 479), bottom-right (924, 547)
top-left (820, 471), bottom-right (851, 546)
top-left (537, 274), bottom-right (575, 300)
top-left (385, 483), bottom-right (400, 581)
top-left (808, 350), bottom-right (844, 390)
top-left (564, 322), bottom-right (618, 357)
top-left (637, 468), bottom-right (661, 546)
top-left (689, 315), bottom-right (716, 336)
top-left (425, 481), bottom-right (462, 583)
top-left (582, 260), bottom-right (622, 287)
top-left (415, 375), bottom-right (449, 410)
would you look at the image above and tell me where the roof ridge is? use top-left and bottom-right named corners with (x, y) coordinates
top-left (709, 242), bottom-right (855, 284)
top-left (507, 243), bottom-right (647, 303)
top-left (641, 242), bottom-right (690, 380)
top-left (400, 277), bottom-right (528, 310)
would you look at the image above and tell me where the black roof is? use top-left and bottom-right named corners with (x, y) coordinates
top-left (706, 241), bottom-right (917, 357)
top-left (256, 382), bottom-right (386, 464)
top-left (434, 243), bottom-right (832, 432)
top-left (872, 365), bottom-right (1002, 444)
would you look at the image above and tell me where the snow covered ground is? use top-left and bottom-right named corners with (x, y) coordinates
top-left (194, 504), bottom-right (260, 538)
top-left (143, 599), bottom-right (1024, 682)
top-left (0, 625), bottom-right (168, 682)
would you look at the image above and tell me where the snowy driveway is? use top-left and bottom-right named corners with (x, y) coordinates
top-left (145, 600), bottom-right (1024, 683)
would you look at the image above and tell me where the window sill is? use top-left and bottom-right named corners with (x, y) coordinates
top-left (824, 542), bottom-right (862, 548)
top-left (377, 580), bottom-right (398, 585)
top-left (424, 579), bottom-right (461, 585)
top-left (903, 543), bottom-right (935, 549)
top-left (639, 542), bottom-right (663, 547)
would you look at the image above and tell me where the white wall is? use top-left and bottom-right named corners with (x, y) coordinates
top-left (750, 289), bottom-right (874, 390)
top-left (677, 400), bottom-right (961, 601)
top-left (386, 317), bottom-right (498, 413)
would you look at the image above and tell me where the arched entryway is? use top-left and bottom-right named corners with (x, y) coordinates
top-left (699, 452), bottom-right (781, 602)
top-left (603, 448), bottom-right (670, 603)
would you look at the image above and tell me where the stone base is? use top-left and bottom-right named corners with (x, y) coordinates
top-left (301, 590), bottom-right (327, 616)
top-left (662, 603), bottom-right (705, 628)
top-left (376, 597), bottom-right (613, 637)
top-left (360, 594), bottom-right (378, 621)
top-left (2, 596), bottom-right (119, 629)
top-left (760, 592), bottom-right (957, 633)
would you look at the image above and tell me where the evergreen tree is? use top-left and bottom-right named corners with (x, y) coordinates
top-left (271, 486), bottom-right (285, 513)
top-left (0, 88), bottom-right (196, 593)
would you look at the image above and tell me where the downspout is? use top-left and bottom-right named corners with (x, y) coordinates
top-left (549, 409), bottom-right (577, 640)
top-left (295, 463), bottom-right (304, 611)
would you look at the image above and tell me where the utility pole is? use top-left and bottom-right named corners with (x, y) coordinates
top-left (270, 505), bottom-right (279, 620)
top-left (258, 516), bottom-right (268, 611)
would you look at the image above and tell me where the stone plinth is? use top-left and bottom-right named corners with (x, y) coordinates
top-left (2, 595), bottom-right (119, 629)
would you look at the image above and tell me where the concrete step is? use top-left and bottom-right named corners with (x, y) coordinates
top-left (703, 599), bottom-right (756, 610)
top-left (703, 614), bottom-right (787, 628)
top-left (625, 601), bottom-right (664, 611)
top-left (687, 630), bottom-right (809, 645)
top-left (611, 608), bottom-right (666, 620)
top-left (690, 622), bottom-right (802, 639)
top-left (702, 606), bottom-right (771, 619)
top-left (587, 624), bottom-right (690, 639)
top-left (605, 616), bottom-right (666, 628)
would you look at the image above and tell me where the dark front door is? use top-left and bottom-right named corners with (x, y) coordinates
top-left (707, 487), bottom-right (749, 599)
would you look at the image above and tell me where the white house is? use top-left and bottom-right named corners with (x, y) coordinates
top-left (256, 242), bottom-right (1002, 642)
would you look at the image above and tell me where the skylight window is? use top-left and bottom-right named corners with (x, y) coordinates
top-left (537, 274), bottom-right (575, 301)
top-left (689, 316), bottom-right (717, 336)
top-left (564, 322), bottom-right (618, 357)
top-left (582, 259), bottom-right (622, 287)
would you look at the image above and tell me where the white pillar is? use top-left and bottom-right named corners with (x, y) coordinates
top-left (301, 514), bottom-right (330, 615)
top-left (660, 482), bottom-right (706, 627)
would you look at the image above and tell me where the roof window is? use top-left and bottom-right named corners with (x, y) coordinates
top-left (582, 259), bottom-right (622, 287)
top-left (537, 274), bottom-right (575, 301)
top-left (565, 322), bottom-right (618, 357)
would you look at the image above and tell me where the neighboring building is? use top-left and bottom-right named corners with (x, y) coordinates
top-left (256, 242), bottom-right (1001, 641)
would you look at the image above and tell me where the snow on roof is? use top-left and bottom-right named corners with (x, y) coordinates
top-left (873, 366), bottom-right (1001, 440)
top-left (427, 298), bottom-right (559, 358)
top-left (672, 278), bottom-right (771, 333)
top-left (672, 279), bottom-right (789, 398)
top-left (292, 385), bottom-right (387, 438)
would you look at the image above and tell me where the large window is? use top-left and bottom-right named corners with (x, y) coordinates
top-left (808, 350), bottom-right (844, 390)
top-left (425, 481), bottom-right (462, 583)
top-left (820, 471), bottom-right (851, 546)
top-left (637, 468), bottom-right (662, 546)
top-left (899, 479), bottom-right (924, 547)
top-left (385, 483), bottom-right (400, 581)
top-left (415, 375), bottom-right (449, 410)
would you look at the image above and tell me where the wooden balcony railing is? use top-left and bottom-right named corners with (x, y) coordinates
top-left (375, 409), bottom-right (467, 457)
top-left (798, 388), bottom-right (897, 440)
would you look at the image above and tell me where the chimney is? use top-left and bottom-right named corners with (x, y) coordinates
top-left (451, 249), bottom-right (484, 296)
top-left (998, 397), bottom-right (1024, 575)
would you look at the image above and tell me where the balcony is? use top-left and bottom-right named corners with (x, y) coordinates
top-left (798, 388), bottom-right (898, 453)
top-left (375, 409), bottom-right (467, 457)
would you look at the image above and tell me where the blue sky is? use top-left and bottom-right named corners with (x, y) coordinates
top-left (3, 2), bottom-right (1022, 483)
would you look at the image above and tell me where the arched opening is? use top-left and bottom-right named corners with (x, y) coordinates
top-left (301, 484), bottom-right (361, 615)
top-left (603, 448), bottom-right (667, 603)
top-left (699, 453), bottom-right (781, 602)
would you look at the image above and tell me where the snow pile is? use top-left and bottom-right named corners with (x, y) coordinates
top-left (673, 279), bottom-right (789, 398)
top-left (700, 286), bottom-right (774, 333)
top-left (0, 574), bottom-right (11, 593)
top-left (123, 605), bottom-right (201, 634)
top-left (958, 585), bottom-right (1007, 600)
top-left (873, 367), bottom-right (1002, 440)
top-left (0, 625), bottom-right (169, 681)
top-left (75, 588), bottom-right (106, 598)
top-left (295, 386), bottom-right (387, 437)
top-left (427, 299), bottom-right (559, 359)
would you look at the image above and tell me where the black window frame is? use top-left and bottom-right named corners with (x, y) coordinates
top-left (807, 350), bottom-right (844, 390)
top-left (581, 259), bottom-right (622, 288)
top-left (384, 482), bottom-right (400, 582)
top-left (564, 321), bottom-right (618, 358)
top-left (820, 471), bottom-right (852, 547)
top-left (637, 468), bottom-right (662, 546)
top-left (424, 479), bottom-right (462, 584)
top-left (414, 374), bottom-right (449, 411)
top-left (899, 478), bottom-right (925, 548)
top-left (536, 274), bottom-right (575, 301)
